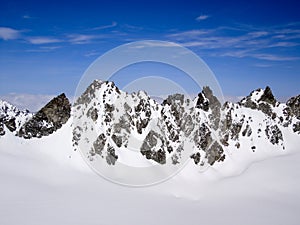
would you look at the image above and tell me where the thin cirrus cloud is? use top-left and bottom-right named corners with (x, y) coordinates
top-left (67, 34), bottom-right (102, 44)
top-left (0, 27), bottom-right (23, 40)
top-left (22, 15), bottom-right (36, 19)
top-left (0, 24), bottom-right (114, 46)
top-left (168, 30), bottom-right (213, 40)
top-left (27, 37), bottom-right (62, 44)
top-left (129, 40), bottom-right (179, 49)
top-left (91, 21), bottom-right (117, 30)
top-left (195, 15), bottom-right (210, 21)
top-left (25, 46), bottom-right (62, 53)
top-left (167, 23), bottom-right (300, 61)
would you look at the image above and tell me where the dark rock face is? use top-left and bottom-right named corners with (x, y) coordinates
top-left (111, 134), bottom-right (123, 148)
top-left (180, 114), bottom-right (194, 136)
top-left (140, 130), bottom-right (166, 164)
top-left (72, 126), bottom-right (82, 148)
top-left (191, 152), bottom-right (201, 165)
top-left (242, 124), bottom-right (252, 137)
top-left (286, 95), bottom-right (300, 119)
top-left (258, 86), bottom-right (277, 106)
top-left (195, 93), bottom-right (209, 111)
top-left (230, 122), bottom-right (243, 140)
top-left (193, 124), bottom-right (212, 150)
top-left (135, 98), bottom-right (151, 134)
top-left (206, 142), bottom-right (224, 166)
top-left (242, 98), bottom-right (258, 109)
top-left (162, 94), bottom-right (185, 124)
top-left (0, 123), bottom-right (4, 136)
top-left (293, 122), bottom-right (300, 134)
top-left (203, 86), bottom-right (221, 130)
top-left (87, 107), bottom-right (98, 121)
top-left (106, 144), bottom-right (118, 165)
top-left (265, 125), bottom-right (283, 145)
top-left (91, 133), bottom-right (107, 157)
top-left (258, 103), bottom-right (273, 117)
top-left (161, 94), bottom-right (186, 143)
top-left (18, 93), bottom-right (70, 138)
top-left (4, 118), bottom-right (16, 132)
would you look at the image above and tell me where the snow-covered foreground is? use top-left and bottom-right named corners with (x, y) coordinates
top-left (0, 121), bottom-right (299, 225)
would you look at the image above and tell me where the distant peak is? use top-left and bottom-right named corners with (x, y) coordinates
top-left (258, 86), bottom-right (277, 106)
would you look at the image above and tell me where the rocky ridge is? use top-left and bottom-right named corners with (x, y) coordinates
top-left (72, 80), bottom-right (300, 168)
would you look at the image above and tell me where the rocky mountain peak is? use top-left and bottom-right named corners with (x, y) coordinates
top-left (18, 93), bottom-right (70, 138)
top-left (258, 86), bottom-right (277, 106)
top-left (202, 86), bottom-right (221, 108)
top-left (195, 86), bottom-right (221, 112)
top-left (74, 80), bottom-right (121, 107)
top-left (0, 100), bottom-right (33, 136)
top-left (239, 86), bottom-right (278, 117)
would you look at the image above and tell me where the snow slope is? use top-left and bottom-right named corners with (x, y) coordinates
top-left (0, 120), bottom-right (300, 225)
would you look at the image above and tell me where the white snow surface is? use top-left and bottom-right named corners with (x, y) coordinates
top-left (0, 118), bottom-right (300, 225)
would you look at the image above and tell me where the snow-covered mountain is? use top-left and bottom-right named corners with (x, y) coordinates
top-left (0, 99), bottom-right (33, 135)
top-left (1, 80), bottom-right (300, 170)
top-left (72, 80), bottom-right (300, 169)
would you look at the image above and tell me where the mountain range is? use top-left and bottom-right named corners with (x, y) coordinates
top-left (1, 80), bottom-right (299, 170)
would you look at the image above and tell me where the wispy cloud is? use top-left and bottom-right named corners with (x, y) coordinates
top-left (84, 50), bottom-right (101, 57)
top-left (168, 30), bottom-right (213, 40)
top-left (26, 37), bottom-right (62, 44)
top-left (22, 15), bottom-right (36, 19)
top-left (0, 27), bottom-right (22, 40)
top-left (196, 15), bottom-right (210, 21)
top-left (247, 31), bottom-right (269, 38)
top-left (0, 25), bottom-right (115, 46)
top-left (25, 46), bottom-right (62, 52)
top-left (129, 41), bottom-right (179, 49)
top-left (91, 21), bottom-right (117, 30)
top-left (249, 53), bottom-right (299, 61)
top-left (167, 23), bottom-right (300, 61)
top-left (221, 50), bottom-right (299, 61)
top-left (67, 34), bottom-right (101, 44)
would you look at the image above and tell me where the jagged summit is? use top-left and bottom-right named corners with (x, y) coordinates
top-left (259, 86), bottom-right (277, 106)
top-left (0, 100), bottom-right (32, 136)
top-left (240, 86), bottom-right (277, 106)
top-left (239, 86), bottom-right (279, 117)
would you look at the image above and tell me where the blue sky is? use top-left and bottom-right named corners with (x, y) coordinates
top-left (0, 0), bottom-right (300, 102)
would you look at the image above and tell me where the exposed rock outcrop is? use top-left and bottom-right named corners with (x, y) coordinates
top-left (18, 93), bottom-right (70, 138)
